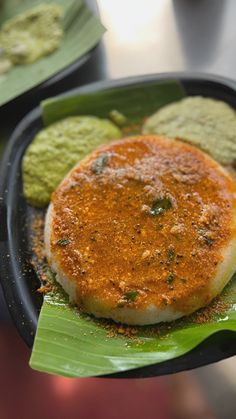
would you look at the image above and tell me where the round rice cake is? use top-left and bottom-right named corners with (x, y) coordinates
top-left (45, 135), bottom-right (236, 325)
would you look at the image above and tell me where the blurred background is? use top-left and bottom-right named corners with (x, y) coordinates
top-left (1, 0), bottom-right (236, 418)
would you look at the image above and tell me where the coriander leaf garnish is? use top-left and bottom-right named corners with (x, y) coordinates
top-left (91, 153), bottom-right (109, 174)
top-left (166, 273), bottom-right (174, 284)
top-left (150, 198), bottom-right (172, 216)
top-left (167, 247), bottom-right (175, 262)
top-left (123, 290), bottom-right (138, 301)
top-left (57, 238), bottom-right (71, 246)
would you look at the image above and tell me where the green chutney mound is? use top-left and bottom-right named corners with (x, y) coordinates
top-left (23, 116), bottom-right (122, 207)
top-left (0, 4), bottom-right (64, 67)
top-left (142, 96), bottom-right (236, 165)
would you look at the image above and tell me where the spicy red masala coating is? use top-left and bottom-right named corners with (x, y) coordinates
top-left (48, 135), bottom-right (236, 317)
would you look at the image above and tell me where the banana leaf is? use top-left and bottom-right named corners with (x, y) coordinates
top-left (30, 278), bottom-right (236, 378)
top-left (29, 80), bottom-right (236, 377)
top-left (42, 79), bottom-right (186, 125)
top-left (0, 0), bottom-right (105, 106)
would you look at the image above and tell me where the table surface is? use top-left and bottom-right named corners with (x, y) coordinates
top-left (98, 0), bottom-right (236, 80)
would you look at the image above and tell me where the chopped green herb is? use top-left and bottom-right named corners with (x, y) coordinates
top-left (109, 109), bottom-right (128, 127)
top-left (204, 238), bottom-right (214, 247)
top-left (166, 273), bottom-right (174, 284)
top-left (91, 153), bottom-right (109, 174)
top-left (123, 290), bottom-right (138, 301)
top-left (57, 238), bottom-right (71, 246)
top-left (150, 198), bottom-right (172, 216)
top-left (167, 247), bottom-right (175, 262)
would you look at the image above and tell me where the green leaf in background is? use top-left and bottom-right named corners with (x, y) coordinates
top-left (0, 0), bottom-right (105, 106)
top-left (29, 79), bottom-right (236, 377)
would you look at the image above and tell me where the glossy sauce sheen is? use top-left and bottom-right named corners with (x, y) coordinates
top-left (50, 136), bottom-right (236, 316)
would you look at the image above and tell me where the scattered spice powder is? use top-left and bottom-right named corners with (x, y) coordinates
top-left (36, 284), bottom-right (52, 294)
top-left (192, 296), bottom-right (230, 324)
top-left (29, 210), bottom-right (57, 294)
top-left (104, 322), bottom-right (139, 340)
top-left (30, 211), bottom-right (45, 261)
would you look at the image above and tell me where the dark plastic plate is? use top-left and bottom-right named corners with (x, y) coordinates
top-left (1, 72), bottom-right (236, 378)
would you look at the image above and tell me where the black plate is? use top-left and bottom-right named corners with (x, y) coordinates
top-left (1, 72), bottom-right (236, 378)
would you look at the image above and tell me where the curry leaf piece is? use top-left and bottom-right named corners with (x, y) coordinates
top-left (150, 198), bottom-right (172, 216)
top-left (123, 291), bottom-right (138, 302)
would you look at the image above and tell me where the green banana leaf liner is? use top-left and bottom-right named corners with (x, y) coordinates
top-left (29, 80), bottom-right (236, 377)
